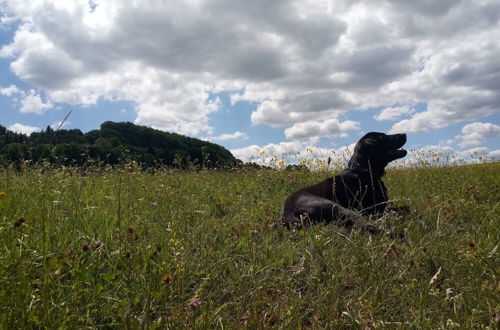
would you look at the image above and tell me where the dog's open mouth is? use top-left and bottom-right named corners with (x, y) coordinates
top-left (389, 148), bottom-right (407, 159)
top-left (388, 134), bottom-right (407, 159)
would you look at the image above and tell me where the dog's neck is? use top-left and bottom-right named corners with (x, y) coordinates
top-left (347, 159), bottom-right (385, 178)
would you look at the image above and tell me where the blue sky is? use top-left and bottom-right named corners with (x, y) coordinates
top-left (1, 1), bottom-right (499, 163)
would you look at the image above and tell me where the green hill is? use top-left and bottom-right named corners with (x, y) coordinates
top-left (0, 121), bottom-right (237, 168)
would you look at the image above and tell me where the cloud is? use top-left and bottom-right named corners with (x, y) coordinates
top-left (455, 122), bottom-right (500, 147)
top-left (207, 131), bottom-right (248, 142)
top-left (387, 23), bottom-right (500, 133)
top-left (1, 85), bottom-right (53, 114)
top-left (284, 118), bottom-right (360, 140)
top-left (231, 140), bottom-right (356, 168)
top-left (488, 149), bottom-right (500, 161)
top-left (19, 89), bottom-right (53, 114)
top-left (1, 0), bottom-right (500, 138)
top-left (0, 84), bottom-right (21, 96)
top-left (394, 145), bottom-right (500, 166)
top-left (7, 123), bottom-right (40, 135)
top-left (374, 105), bottom-right (414, 121)
top-left (232, 140), bottom-right (499, 167)
top-left (0, 15), bottom-right (17, 26)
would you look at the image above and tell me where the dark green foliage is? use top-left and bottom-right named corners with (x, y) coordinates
top-left (0, 122), bottom-right (236, 168)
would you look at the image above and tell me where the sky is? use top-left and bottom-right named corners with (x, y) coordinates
top-left (1, 0), bottom-right (499, 165)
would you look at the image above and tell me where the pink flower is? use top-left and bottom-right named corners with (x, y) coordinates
top-left (190, 297), bottom-right (201, 308)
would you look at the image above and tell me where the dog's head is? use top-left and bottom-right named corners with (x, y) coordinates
top-left (348, 132), bottom-right (407, 175)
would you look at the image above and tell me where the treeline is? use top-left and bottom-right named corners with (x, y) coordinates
top-left (0, 121), bottom-right (237, 168)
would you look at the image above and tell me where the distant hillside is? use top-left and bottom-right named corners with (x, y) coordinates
top-left (0, 121), bottom-right (237, 168)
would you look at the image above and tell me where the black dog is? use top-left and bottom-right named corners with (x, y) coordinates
top-left (281, 132), bottom-right (408, 234)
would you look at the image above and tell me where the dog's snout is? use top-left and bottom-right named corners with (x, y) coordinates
top-left (399, 133), bottom-right (407, 144)
top-left (389, 133), bottom-right (407, 149)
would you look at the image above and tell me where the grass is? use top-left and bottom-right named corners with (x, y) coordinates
top-left (0, 162), bottom-right (499, 328)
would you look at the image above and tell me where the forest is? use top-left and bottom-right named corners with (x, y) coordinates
top-left (0, 121), bottom-right (237, 168)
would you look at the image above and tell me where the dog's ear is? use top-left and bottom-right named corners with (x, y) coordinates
top-left (357, 137), bottom-right (378, 154)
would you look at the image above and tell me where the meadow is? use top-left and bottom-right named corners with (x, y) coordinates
top-left (0, 160), bottom-right (498, 328)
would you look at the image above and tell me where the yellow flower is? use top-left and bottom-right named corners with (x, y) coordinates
top-left (0, 192), bottom-right (6, 196)
top-left (259, 150), bottom-right (266, 155)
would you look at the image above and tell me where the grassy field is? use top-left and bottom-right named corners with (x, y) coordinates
top-left (0, 162), bottom-right (499, 328)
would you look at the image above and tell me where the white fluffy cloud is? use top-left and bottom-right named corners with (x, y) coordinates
top-left (19, 89), bottom-right (53, 114)
top-left (374, 105), bottom-right (414, 121)
top-left (7, 123), bottom-right (40, 135)
top-left (207, 131), bottom-right (248, 142)
top-left (455, 122), bottom-right (500, 148)
top-left (488, 150), bottom-right (500, 161)
top-left (232, 141), bottom-right (500, 168)
top-left (284, 118), bottom-right (359, 140)
top-left (0, 84), bottom-right (53, 114)
top-left (1, 0), bottom-right (499, 139)
top-left (231, 140), bottom-right (356, 167)
top-left (0, 84), bottom-right (21, 96)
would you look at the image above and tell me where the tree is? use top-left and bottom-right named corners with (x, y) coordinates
top-left (0, 121), bottom-right (237, 168)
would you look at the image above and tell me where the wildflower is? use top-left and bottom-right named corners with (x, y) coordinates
top-left (259, 150), bottom-right (266, 155)
top-left (82, 242), bottom-right (90, 251)
top-left (14, 217), bottom-right (27, 227)
top-left (190, 297), bottom-right (201, 308)
top-left (162, 273), bottom-right (176, 284)
top-left (93, 240), bottom-right (102, 249)
top-left (0, 192), bottom-right (6, 196)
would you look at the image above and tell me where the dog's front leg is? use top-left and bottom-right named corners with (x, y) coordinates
top-left (335, 206), bottom-right (382, 235)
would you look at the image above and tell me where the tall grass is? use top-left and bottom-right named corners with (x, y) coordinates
top-left (0, 162), bottom-right (498, 328)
